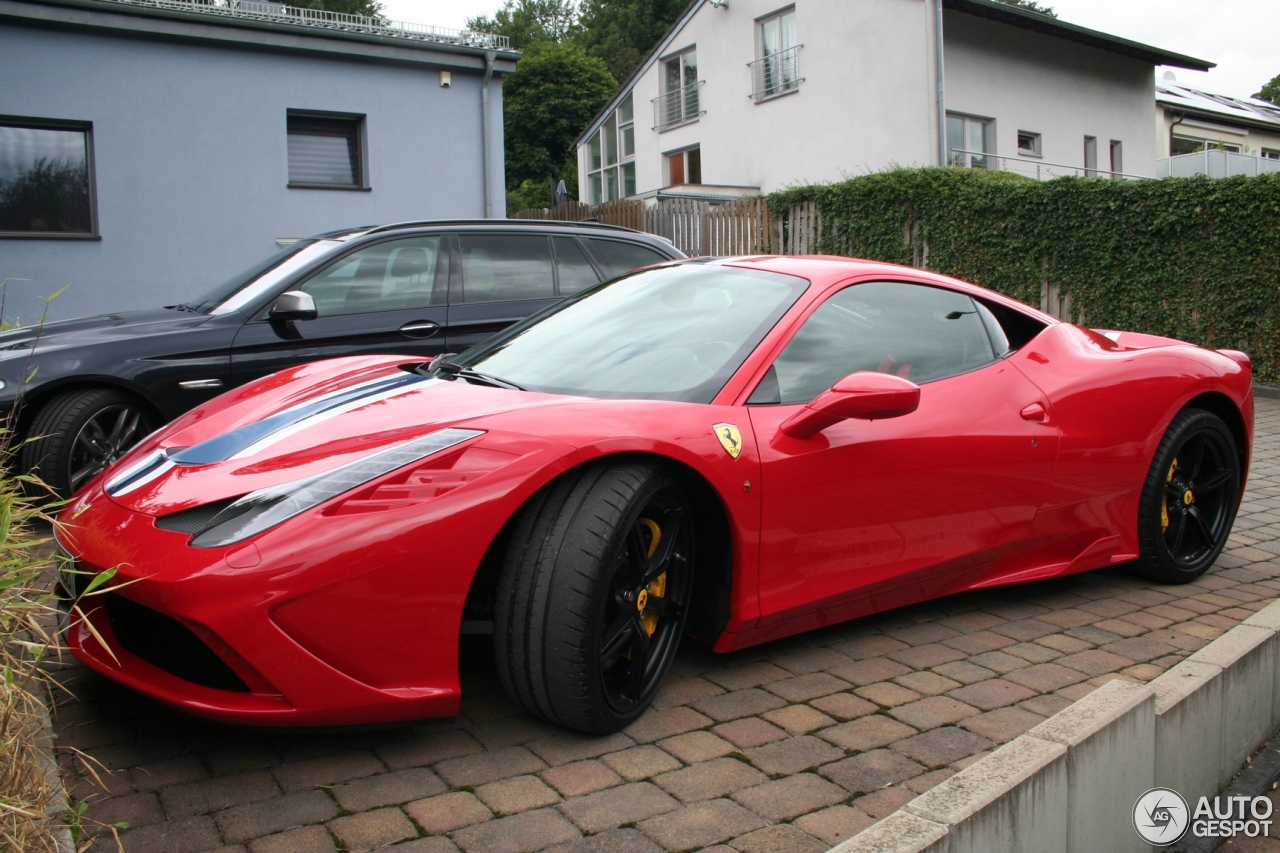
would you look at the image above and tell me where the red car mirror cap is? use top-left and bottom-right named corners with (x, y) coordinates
top-left (780, 372), bottom-right (921, 439)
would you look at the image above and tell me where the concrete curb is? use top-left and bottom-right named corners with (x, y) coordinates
top-left (828, 597), bottom-right (1280, 852)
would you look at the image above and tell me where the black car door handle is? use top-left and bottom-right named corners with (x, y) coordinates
top-left (399, 321), bottom-right (441, 338)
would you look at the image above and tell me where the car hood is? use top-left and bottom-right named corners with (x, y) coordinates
top-left (96, 357), bottom-right (575, 517)
top-left (0, 309), bottom-right (213, 357)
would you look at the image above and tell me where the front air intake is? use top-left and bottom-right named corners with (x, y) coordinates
top-left (105, 594), bottom-right (249, 693)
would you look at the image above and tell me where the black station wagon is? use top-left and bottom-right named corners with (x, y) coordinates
top-left (0, 220), bottom-right (684, 495)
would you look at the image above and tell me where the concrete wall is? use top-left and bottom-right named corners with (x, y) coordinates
top-left (0, 5), bottom-right (507, 322)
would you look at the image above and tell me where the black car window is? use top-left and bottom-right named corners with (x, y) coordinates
top-left (554, 237), bottom-right (601, 295)
top-left (456, 234), bottom-right (555, 303)
top-left (588, 238), bottom-right (671, 279)
top-left (751, 281), bottom-right (999, 405)
top-left (298, 236), bottom-right (442, 317)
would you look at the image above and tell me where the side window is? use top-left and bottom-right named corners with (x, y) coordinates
top-left (588, 239), bottom-right (670, 280)
top-left (753, 281), bottom-right (998, 405)
top-left (298, 236), bottom-right (441, 317)
top-left (456, 234), bottom-right (555, 304)
top-left (553, 237), bottom-right (601, 295)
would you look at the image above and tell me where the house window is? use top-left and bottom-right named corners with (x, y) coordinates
top-left (1263, 148), bottom-right (1280, 160)
top-left (1171, 135), bottom-right (1241, 155)
top-left (287, 111), bottom-right (366, 189)
top-left (0, 117), bottom-right (96, 238)
top-left (946, 114), bottom-right (993, 169)
top-left (1109, 140), bottom-right (1123, 177)
top-left (751, 7), bottom-right (801, 102)
top-left (654, 47), bottom-right (700, 131)
top-left (1017, 131), bottom-right (1041, 157)
top-left (667, 146), bottom-right (701, 186)
top-left (1083, 136), bottom-right (1097, 177)
top-left (587, 95), bottom-right (635, 204)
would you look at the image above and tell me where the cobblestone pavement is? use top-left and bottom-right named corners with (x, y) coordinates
top-left (57, 396), bottom-right (1280, 853)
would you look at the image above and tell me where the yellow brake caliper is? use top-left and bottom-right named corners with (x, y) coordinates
top-left (1162, 459), bottom-right (1178, 531)
top-left (638, 518), bottom-right (666, 637)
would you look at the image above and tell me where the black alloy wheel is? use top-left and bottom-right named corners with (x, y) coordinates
top-left (20, 388), bottom-right (156, 497)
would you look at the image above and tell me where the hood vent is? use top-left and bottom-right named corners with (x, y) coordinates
top-left (155, 499), bottom-right (241, 535)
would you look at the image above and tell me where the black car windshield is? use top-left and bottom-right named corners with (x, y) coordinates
top-left (182, 240), bottom-right (320, 313)
top-left (454, 264), bottom-right (808, 402)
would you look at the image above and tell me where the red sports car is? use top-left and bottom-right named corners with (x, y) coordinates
top-left (56, 256), bottom-right (1252, 733)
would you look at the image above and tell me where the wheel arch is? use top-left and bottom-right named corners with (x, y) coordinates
top-left (1184, 391), bottom-right (1250, 495)
top-left (462, 450), bottom-right (735, 646)
top-left (13, 377), bottom-right (162, 441)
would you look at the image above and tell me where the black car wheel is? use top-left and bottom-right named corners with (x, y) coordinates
top-left (1135, 408), bottom-right (1241, 583)
top-left (20, 388), bottom-right (156, 497)
top-left (494, 461), bottom-right (694, 733)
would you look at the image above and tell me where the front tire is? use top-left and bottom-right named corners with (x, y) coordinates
top-left (494, 461), bottom-right (694, 733)
top-left (19, 388), bottom-right (156, 497)
top-left (1134, 408), bottom-right (1241, 583)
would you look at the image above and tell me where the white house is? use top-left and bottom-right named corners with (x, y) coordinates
top-left (574, 0), bottom-right (1212, 202)
top-left (1154, 76), bottom-right (1280, 177)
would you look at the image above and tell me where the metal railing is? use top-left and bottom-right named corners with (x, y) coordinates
top-left (651, 82), bottom-right (703, 131)
top-left (748, 45), bottom-right (803, 103)
top-left (948, 149), bottom-right (1150, 181)
top-left (94, 0), bottom-right (513, 50)
top-left (1157, 150), bottom-right (1280, 178)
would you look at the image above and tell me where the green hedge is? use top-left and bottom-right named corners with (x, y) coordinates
top-left (768, 168), bottom-right (1280, 384)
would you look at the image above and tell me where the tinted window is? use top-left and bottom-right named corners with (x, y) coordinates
top-left (554, 237), bottom-right (601, 295)
top-left (457, 234), bottom-right (555, 303)
top-left (287, 112), bottom-right (363, 188)
top-left (0, 120), bottom-right (94, 235)
top-left (299, 237), bottom-right (442, 317)
top-left (588, 238), bottom-right (671, 279)
top-left (758, 281), bottom-right (998, 405)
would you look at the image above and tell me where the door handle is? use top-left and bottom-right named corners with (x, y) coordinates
top-left (399, 321), bottom-right (440, 338)
top-left (1020, 402), bottom-right (1048, 422)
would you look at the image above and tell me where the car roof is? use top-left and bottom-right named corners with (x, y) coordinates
top-left (335, 219), bottom-right (663, 239)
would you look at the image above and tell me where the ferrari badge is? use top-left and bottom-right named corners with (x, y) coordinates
top-left (713, 423), bottom-right (743, 459)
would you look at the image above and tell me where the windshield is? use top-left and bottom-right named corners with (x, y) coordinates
top-left (455, 263), bottom-right (808, 402)
top-left (188, 240), bottom-right (341, 315)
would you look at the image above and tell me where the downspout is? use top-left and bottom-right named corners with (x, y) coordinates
top-left (481, 50), bottom-right (496, 219)
top-left (934, 0), bottom-right (947, 166)
top-left (1169, 112), bottom-right (1184, 157)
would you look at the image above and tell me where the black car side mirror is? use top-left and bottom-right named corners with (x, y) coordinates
top-left (780, 372), bottom-right (921, 439)
top-left (269, 291), bottom-right (318, 322)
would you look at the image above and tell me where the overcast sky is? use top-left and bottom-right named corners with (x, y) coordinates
top-left (380, 0), bottom-right (1278, 99)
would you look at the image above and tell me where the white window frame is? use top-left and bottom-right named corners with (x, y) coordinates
top-left (751, 7), bottom-right (802, 103)
top-left (1016, 130), bottom-right (1042, 158)
top-left (587, 95), bottom-right (636, 204)
top-left (654, 47), bottom-right (701, 131)
top-left (665, 145), bottom-right (701, 187)
top-left (946, 113), bottom-right (994, 169)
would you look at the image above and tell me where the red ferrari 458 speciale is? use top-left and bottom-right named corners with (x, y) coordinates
top-left (56, 256), bottom-right (1252, 733)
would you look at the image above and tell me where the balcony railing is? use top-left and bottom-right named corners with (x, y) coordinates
top-left (748, 45), bottom-right (803, 103)
top-left (652, 82), bottom-right (704, 131)
top-left (948, 149), bottom-right (1150, 180)
top-left (1157, 150), bottom-right (1280, 178)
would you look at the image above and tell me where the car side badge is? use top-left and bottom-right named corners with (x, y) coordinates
top-left (713, 423), bottom-right (743, 459)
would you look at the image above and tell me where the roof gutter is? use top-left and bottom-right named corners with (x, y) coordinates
top-left (482, 49), bottom-right (496, 219)
top-left (934, 0), bottom-right (947, 166)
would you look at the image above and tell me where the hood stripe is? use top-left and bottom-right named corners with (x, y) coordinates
top-left (171, 372), bottom-right (431, 466)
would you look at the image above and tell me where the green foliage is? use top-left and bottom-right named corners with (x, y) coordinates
top-left (576, 0), bottom-right (688, 83)
top-left (993, 0), bottom-right (1057, 15)
top-left (1255, 73), bottom-right (1280, 105)
top-left (467, 0), bottom-right (578, 50)
top-left (291, 0), bottom-right (384, 18)
top-left (502, 40), bottom-right (615, 197)
top-left (768, 168), bottom-right (1280, 383)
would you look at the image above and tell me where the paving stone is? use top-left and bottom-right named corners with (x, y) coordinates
top-left (1004, 662), bottom-right (1088, 692)
top-left (468, 717), bottom-right (564, 750)
top-left (831, 635), bottom-right (910, 659)
top-left (730, 773), bottom-right (847, 822)
top-left (637, 798), bottom-right (767, 851)
top-left (403, 792), bottom-right (492, 834)
top-left (384, 838), bottom-right (461, 853)
top-left (853, 785), bottom-right (917, 818)
top-left (771, 647), bottom-right (853, 675)
top-left (107, 814), bottom-right (224, 853)
top-left (904, 767), bottom-right (956, 793)
top-left (216, 790), bottom-right (340, 844)
top-left (1053, 649), bottom-right (1136, 676)
top-left (760, 704), bottom-right (835, 735)
top-left (854, 681), bottom-right (922, 708)
top-left (728, 823), bottom-right (828, 853)
top-left (653, 756), bottom-right (768, 803)
top-left (819, 715), bottom-right (917, 752)
top-left (828, 657), bottom-right (912, 686)
top-left (691, 688), bottom-right (787, 722)
top-left (541, 760), bottom-right (623, 798)
top-left (884, 643), bottom-right (968, 669)
top-left (883, 622), bottom-right (960, 645)
top-left (558, 782), bottom-right (680, 834)
top-left (704, 662), bottom-right (791, 691)
top-left (650, 677), bottom-right (724, 710)
top-left (452, 808), bottom-right (581, 853)
top-left (528, 733), bottom-right (634, 767)
top-left (435, 746), bottom-right (548, 787)
top-left (248, 824), bottom-right (336, 853)
top-left (600, 746), bottom-right (682, 782)
top-left (888, 696), bottom-right (980, 729)
top-left (328, 808), bottom-right (417, 851)
top-left (1121, 610), bottom-right (1175, 630)
top-left (793, 804), bottom-right (876, 846)
top-left (808, 692), bottom-right (878, 721)
top-left (1036, 633), bottom-right (1094, 654)
top-left (820, 749), bottom-right (925, 795)
top-left (477, 775), bottom-right (563, 814)
top-left (1101, 636), bottom-right (1178, 663)
top-left (131, 756), bottom-right (209, 792)
top-left (331, 767), bottom-right (447, 812)
top-left (742, 735), bottom-right (845, 776)
top-left (946, 678), bottom-right (1038, 710)
top-left (992, 618), bottom-right (1061, 641)
top-left (542, 827), bottom-right (664, 853)
top-left (273, 751), bottom-right (385, 793)
top-left (765, 672), bottom-right (851, 702)
top-left (1090, 618), bottom-right (1146, 638)
top-left (85, 791), bottom-right (165, 829)
top-left (1002, 641), bottom-right (1062, 663)
top-left (937, 611), bottom-right (1007, 632)
top-left (890, 726), bottom-right (994, 768)
top-left (931, 660), bottom-right (998, 685)
top-left (712, 717), bottom-right (788, 748)
top-left (959, 706), bottom-right (1045, 743)
top-left (1064, 625), bottom-right (1126, 646)
top-left (623, 707), bottom-right (711, 744)
top-left (966, 650), bottom-right (1028, 674)
top-left (656, 730), bottom-right (735, 763)
top-left (894, 670), bottom-right (962, 696)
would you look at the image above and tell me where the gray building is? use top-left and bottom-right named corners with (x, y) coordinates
top-left (0, 0), bottom-right (517, 322)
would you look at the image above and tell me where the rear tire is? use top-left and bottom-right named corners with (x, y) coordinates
top-left (494, 461), bottom-right (694, 733)
top-left (19, 388), bottom-right (156, 497)
top-left (1134, 408), bottom-right (1241, 583)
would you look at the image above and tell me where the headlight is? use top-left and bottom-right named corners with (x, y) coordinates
top-left (189, 429), bottom-right (484, 548)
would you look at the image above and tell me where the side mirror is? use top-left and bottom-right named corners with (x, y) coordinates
top-left (780, 372), bottom-right (920, 439)
top-left (268, 291), bottom-right (317, 322)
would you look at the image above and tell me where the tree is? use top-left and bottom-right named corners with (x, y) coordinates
top-left (502, 40), bottom-right (615, 208)
top-left (291, 0), bottom-right (384, 19)
top-left (576, 0), bottom-right (688, 83)
top-left (1255, 73), bottom-right (1280, 105)
top-left (467, 0), bottom-right (578, 51)
top-left (994, 0), bottom-right (1057, 16)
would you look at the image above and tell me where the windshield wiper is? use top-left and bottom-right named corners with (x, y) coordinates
top-left (424, 355), bottom-right (527, 391)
